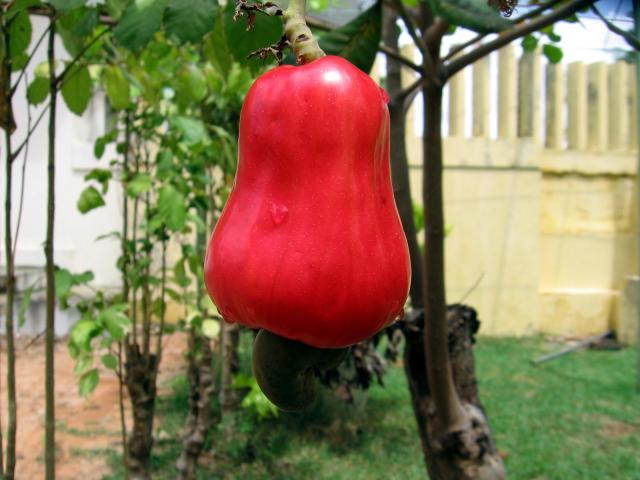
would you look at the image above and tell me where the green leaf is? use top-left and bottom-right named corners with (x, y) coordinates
top-left (79, 368), bottom-right (99, 397)
top-left (521, 34), bottom-right (538, 53)
top-left (412, 202), bottom-right (424, 233)
top-left (9, 11), bottom-right (32, 59)
top-left (99, 305), bottom-right (131, 340)
top-left (61, 64), bottom-right (92, 115)
top-left (223, 0), bottom-right (281, 70)
top-left (540, 25), bottom-right (561, 43)
top-left (85, 168), bottom-right (112, 194)
top-left (318, 1), bottom-right (382, 74)
top-left (34, 61), bottom-right (50, 78)
top-left (11, 52), bottom-right (29, 72)
top-left (50, 0), bottom-right (87, 12)
top-left (187, 212), bottom-right (206, 233)
top-left (425, 0), bottom-right (511, 34)
top-left (101, 354), bottom-right (118, 370)
top-left (173, 260), bottom-right (191, 288)
top-left (27, 77), bottom-right (49, 105)
top-left (54, 268), bottom-right (74, 299)
top-left (95, 231), bottom-right (121, 242)
top-left (10, 0), bottom-right (42, 16)
top-left (114, 0), bottom-right (169, 51)
top-left (105, 0), bottom-right (129, 19)
top-left (310, 0), bottom-right (329, 11)
top-left (204, 14), bottom-right (233, 78)
top-left (72, 270), bottom-right (94, 285)
top-left (187, 253), bottom-right (203, 278)
top-left (74, 354), bottom-right (93, 375)
top-left (94, 130), bottom-right (117, 159)
top-left (70, 318), bottom-right (102, 351)
top-left (77, 186), bottom-right (105, 214)
top-left (543, 44), bottom-right (563, 64)
top-left (164, 0), bottom-right (217, 44)
top-left (172, 116), bottom-right (208, 145)
top-left (176, 66), bottom-right (208, 106)
top-left (18, 283), bottom-right (35, 327)
top-left (126, 173), bottom-right (152, 197)
top-left (103, 65), bottom-right (130, 110)
top-left (58, 6), bottom-right (99, 37)
top-left (202, 319), bottom-right (220, 339)
top-left (158, 185), bottom-right (187, 231)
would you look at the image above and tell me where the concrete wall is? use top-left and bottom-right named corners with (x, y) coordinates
top-left (0, 18), bottom-right (122, 335)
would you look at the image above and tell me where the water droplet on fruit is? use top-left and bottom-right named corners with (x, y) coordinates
top-left (270, 203), bottom-right (289, 225)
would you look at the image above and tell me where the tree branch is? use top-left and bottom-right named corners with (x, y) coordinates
top-left (445, 0), bottom-right (595, 80)
top-left (27, 5), bottom-right (115, 25)
top-left (592, 4), bottom-right (640, 50)
top-left (442, 0), bottom-right (564, 62)
top-left (379, 44), bottom-right (422, 72)
top-left (11, 22), bottom-right (53, 96)
top-left (55, 27), bottom-right (111, 86)
top-left (390, 0), bottom-right (428, 55)
top-left (11, 103), bottom-right (49, 161)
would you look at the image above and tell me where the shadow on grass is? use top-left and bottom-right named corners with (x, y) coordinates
top-left (96, 337), bottom-right (639, 480)
top-left (101, 368), bottom-right (418, 480)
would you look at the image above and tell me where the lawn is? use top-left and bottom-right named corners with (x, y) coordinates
top-left (99, 337), bottom-right (640, 479)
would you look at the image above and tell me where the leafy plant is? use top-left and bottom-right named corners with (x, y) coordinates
top-left (233, 373), bottom-right (279, 420)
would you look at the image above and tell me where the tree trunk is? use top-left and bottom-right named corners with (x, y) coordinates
top-left (419, 49), bottom-right (505, 480)
top-left (2, 21), bottom-right (17, 480)
top-left (44, 22), bottom-right (57, 480)
top-left (403, 307), bottom-right (505, 480)
top-left (125, 344), bottom-right (158, 480)
top-left (383, 8), bottom-right (424, 307)
top-left (219, 321), bottom-right (240, 416)
top-left (176, 332), bottom-right (215, 480)
top-left (383, 6), bottom-right (505, 479)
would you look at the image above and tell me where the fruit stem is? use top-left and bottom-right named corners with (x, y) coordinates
top-left (283, 0), bottom-right (325, 64)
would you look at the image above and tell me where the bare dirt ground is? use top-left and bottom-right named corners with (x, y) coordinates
top-left (0, 333), bottom-right (186, 480)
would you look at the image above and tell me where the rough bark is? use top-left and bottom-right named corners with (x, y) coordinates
top-left (176, 333), bottom-right (215, 480)
top-left (403, 307), bottom-right (505, 480)
top-left (383, 5), bottom-right (505, 479)
top-left (125, 344), bottom-right (159, 480)
top-left (418, 60), bottom-right (505, 480)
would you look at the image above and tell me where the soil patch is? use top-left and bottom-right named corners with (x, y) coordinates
top-left (0, 333), bottom-right (185, 479)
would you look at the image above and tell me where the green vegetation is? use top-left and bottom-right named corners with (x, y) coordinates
top-left (92, 337), bottom-right (640, 479)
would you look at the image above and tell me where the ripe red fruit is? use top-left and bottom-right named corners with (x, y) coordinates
top-left (204, 55), bottom-right (410, 348)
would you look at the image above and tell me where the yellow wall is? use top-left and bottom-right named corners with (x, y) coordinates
top-left (396, 46), bottom-right (638, 341)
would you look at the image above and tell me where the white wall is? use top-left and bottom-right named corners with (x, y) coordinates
top-left (0, 18), bottom-right (123, 335)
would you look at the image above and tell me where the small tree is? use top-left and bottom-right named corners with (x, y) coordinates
top-left (381, 0), bottom-right (639, 478)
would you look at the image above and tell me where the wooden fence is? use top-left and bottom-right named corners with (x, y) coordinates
top-left (388, 44), bottom-right (637, 152)
top-left (384, 45), bottom-right (638, 340)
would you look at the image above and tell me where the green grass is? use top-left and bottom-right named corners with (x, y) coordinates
top-left (100, 337), bottom-right (640, 479)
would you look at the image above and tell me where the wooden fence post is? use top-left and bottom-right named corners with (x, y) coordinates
top-left (545, 62), bottom-right (564, 150)
top-left (473, 56), bottom-right (490, 137)
top-left (448, 46), bottom-right (465, 137)
top-left (630, 62), bottom-right (638, 151)
top-left (401, 44), bottom-right (417, 141)
top-left (567, 61), bottom-right (587, 150)
top-left (518, 49), bottom-right (541, 140)
top-left (608, 61), bottom-right (629, 151)
top-left (587, 62), bottom-right (609, 152)
top-left (498, 45), bottom-right (517, 140)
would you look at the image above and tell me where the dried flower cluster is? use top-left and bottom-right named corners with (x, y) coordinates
top-left (487, 0), bottom-right (518, 17)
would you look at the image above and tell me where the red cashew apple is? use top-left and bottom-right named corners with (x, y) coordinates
top-left (204, 55), bottom-right (410, 349)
